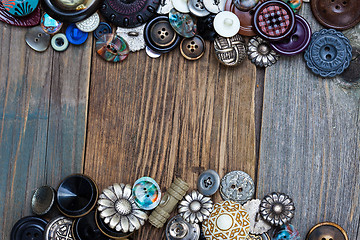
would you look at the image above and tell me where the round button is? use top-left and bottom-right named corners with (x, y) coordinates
top-left (72, 211), bottom-right (110, 240)
top-left (45, 216), bottom-right (74, 240)
top-left (180, 35), bottom-right (205, 60)
top-left (0, 4), bottom-right (41, 27)
top-left (220, 171), bottom-right (255, 204)
top-left (11, 216), bottom-right (47, 240)
top-left (247, 36), bottom-right (279, 67)
top-left (306, 222), bottom-right (348, 240)
top-left (51, 33), bottom-right (69, 51)
top-left (304, 29), bottom-right (352, 77)
top-left (197, 169), bottom-right (220, 196)
top-left (213, 11), bottom-right (240, 38)
top-left (172, 0), bottom-right (190, 12)
top-left (260, 192), bottom-right (294, 226)
top-left (94, 22), bottom-right (112, 39)
top-left (75, 12), bottom-right (100, 32)
top-left (197, 14), bottom-right (217, 41)
top-left (1, 0), bottom-right (39, 16)
top-left (270, 15), bottom-right (311, 55)
top-left (169, 8), bottom-right (197, 38)
top-left (311, 0), bottom-right (360, 30)
top-left (40, 13), bottom-right (63, 34)
top-left (99, 0), bottom-right (159, 28)
top-left (282, 0), bottom-right (302, 13)
top-left (25, 26), bottom-right (51, 52)
top-left (95, 34), bottom-right (130, 62)
top-left (188, 0), bottom-right (210, 17)
top-left (233, 0), bottom-right (258, 11)
top-left (166, 215), bottom-right (200, 240)
top-left (145, 16), bottom-right (181, 53)
top-left (95, 209), bottom-right (132, 239)
top-left (214, 34), bottom-right (246, 66)
top-left (132, 177), bottom-right (161, 210)
top-left (66, 23), bottom-right (89, 45)
top-left (253, 0), bottom-right (295, 41)
top-left (203, 0), bottom-right (227, 13)
top-left (31, 186), bottom-right (56, 215)
top-left (272, 224), bottom-right (300, 240)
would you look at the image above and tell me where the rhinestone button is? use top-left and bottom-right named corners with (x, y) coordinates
top-left (197, 169), bottom-right (220, 196)
top-left (306, 222), bottom-right (348, 240)
top-left (180, 35), bottom-right (206, 60)
top-left (220, 171), bottom-right (255, 204)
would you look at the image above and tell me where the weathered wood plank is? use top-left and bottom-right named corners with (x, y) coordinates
top-left (84, 41), bottom-right (257, 239)
top-left (257, 4), bottom-right (360, 239)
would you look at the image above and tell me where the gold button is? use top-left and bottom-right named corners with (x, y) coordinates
top-left (306, 222), bottom-right (348, 240)
top-left (180, 35), bottom-right (205, 60)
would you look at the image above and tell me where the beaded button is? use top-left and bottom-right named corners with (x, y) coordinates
top-left (40, 13), bottom-right (63, 34)
top-left (169, 9), bottom-right (197, 38)
top-left (132, 177), bottom-right (161, 211)
top-left (95, 34), bottom-right (130, 62)
top-left (1, 0), bottom-right (38, 16)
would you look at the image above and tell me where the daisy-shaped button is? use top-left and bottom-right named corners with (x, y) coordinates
top-left (178, 190), bottom-right (213, 224)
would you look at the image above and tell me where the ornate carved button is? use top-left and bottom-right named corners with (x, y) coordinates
top-left (51, 33), bottom-right (69, 51)
top-left (202, 200), bottom-right (250, 240)
top-left (306, 222), bottom-right (348, 240)
top-left (197, 169), bottom-right (220, 196)
top-left (203, 0), bottom-right (227, 13)
top-left (25, 26), bottom-right (51, 52)
top-left (72, 211), bottom-right (110, 240)
top-left (188, 0), bottom-right (210, 17)
top-left (1, 0), bottom-right (38, 16)
top-left (180, 35), bottom-right (206, 60)
top-left (272, 224), bottom-right (300, 240)
top-left (117, 24), bottom-right (146, 52)
top-left (157, 0), bottom-right (174, 14)
top-left (172, 0), bottom-right (190, 13)
top-left (166, 215), bottom-right (201, 240)
top-left (311, 0), bottom-right (360, 30)
top-left (243, 199), bottom-right (271, 235)
top-left (0, 4), bottom-right (40, 27)
top-left (282, 0), bottom-right (302, 13)
top-left (132, 176), bottom-right (161, 210)
top-left (253, 0), bottom-right (295, 41)
top-left (197, 14), bottom-right (217, 41)
top-left (11, 216), bottom-right (47, 240)
top-left (247, 36), bottom-right (279, 67)
top-left (75, 12), bottom-right (100, 32)
top-left (144, 16), bottom-right (181, 53)
top-left (304, 29), bottom-right (352, 77)
top-left (213, 11), bottom-right (240, 37)
top-left (233, 0), bottom-right (258, 11)
top-left (40, 13), bottom-right (63, 34)
top-left (270, 15), bottom-right (311, 55)
top-left (100, 0), bottom-right (159, 28)
top-left (220, 171), bottom-right (255, 204)
top-left (31, 186), bottom-right (56, 215)
top-left (246, 233), bottom-right (271, 240)
top-left (94, 22), bottom-right (112, 40)
top-left (169, 9), bottom-right (197, 38)
top-left (66, 23), bottom-right (89, 45)
top-left (178, 190), bottom-right (213, 223)
top-left (214, 34), bottom-right (246, 66)
top-left (44, 216), bottom-right (74, 240)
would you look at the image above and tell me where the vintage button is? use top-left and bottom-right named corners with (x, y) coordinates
top-left (95, 210), bottom-right (132, 239)
top-left (282, 0), bottom-right (302, 12)
top-left (132, 176), bottom-right (161, 210)
top-left (66, 23), bottom-right (89, 45)
top-left (220, 170), bottom-right (255, 204)
top-left (306, 222), bottom-right (348, 240)
top-left (203, 0), bottom-right (226, 13)
top-left (214, 34), bottom-right (246, 66)
top-left (11, 216), bottom-right (47, 240)
top-left (94, 22), bottom-right (112, 40)
top-left (45, 216), bottom-right (74, 240)
top-left (0, 4), bottom-right (40, 27)
top-left (197, 14), bottom-right (217, 41)
top-left (25, 26), bottom-right (51, 52)
top-left (259, 192), bottom-right (295, 226)
top-left (180, 35), bottom-right (206, 60)
top-left (146, 46), bottom-right (162, 58)
top-left (311, 0), bottom-right (360, 30)
top-left (247, 36), bottom-right (279, 67)
top-left (72, 211), bottom-right (110, 240)
top-left (213, 11), bottom-right (240, 38)
top-left (188, 0), bottom-right (210, 17)
top-left (1, 0), bottom-right (38, 16)
top-left (243, 199), bottom-right (271, 234)
top-left (40, 13), bottom-right (63, 34)
top-left (166, 215), bottom-right (200, 240)
top-left (96, 34), bottom-right (129, 62)
top-left (116, 24), bottom-right (146, 52)
top-left (172, 0), bottom-right (190, 13)
top-left (55, 0), bottom-right (85, 10)
top-left (270, 15), bottom-right (311, 55)
top-left (272, 224), bottom-right (300, 240)
top-left (157, 0), bottom-right (174, 14)
top-left (253, 0), bottom-right (295, 41)
top-left (99, 0), bottom-right (159, 28)
top-left (233, 0), bottom-right (258, 11)
top-left (31, 186), bottom-right (56, 215)
top-left (197, 169), bottom-right (220, 196)
top-left (144, 16), bottom-right (181, 53)
top-left (75, 12), bottom-right (100, 32)
top-left (246, 233), bottom-right (271, 240)
top-left (51, 33), bottom-right (69, 51)
top-left (178, 190), bottom-right (213, 223)
top-left (202, 200), bottom-right (250, 240)
top-left (169, 9), bottom-right (197, 38)
top-left (304, 29), bottom-right (352, 77)
top-left (57, 174), bottom-right (98, 218)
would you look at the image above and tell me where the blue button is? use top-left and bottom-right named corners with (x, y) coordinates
top-left (132, 177), bottom-right (161, 210)
top-left (94, 22), bottom-right (112, 40)
top-left (66, 23), bottom-right (88, 45)
top-left (197, 169), bottom-right (220, 196)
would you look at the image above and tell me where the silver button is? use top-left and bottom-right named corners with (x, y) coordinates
top-left (203, 0), bottom-right (226, 13)
top-left (75, 12), bottom-right (100, 32)
top-left (25, 26), bottom-right (50, 52)
top-left (178, 190), bottom-right (213, 223)
top-left (166, 215), bottom-right (200, 240)
top-left (220, 170), bottom-right (255, 204)
top-left (188, 0), bottom-right (210, 17)
top-left (44, 216), bottom-right (74, 240)
top-left (116, 24), bottom-right (146, 52)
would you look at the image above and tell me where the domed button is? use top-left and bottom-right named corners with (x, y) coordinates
top-left (96, 34), bottom-right (130, 62)
top-left (132, 177), bottom-right (162, 210)
top-left (72, 211), bottom-right (110, 240)
top-left (31, 186), bottom-right (56, 215)
top-left (306, 222), bottom-right (348, 240)
top-left (0, 4), bottom-right (41, 27)
top-left (253, 0), bottom-right (295, 41)
top-left (25, 26), bottom-right (51, 52)
top-left (220, 171), bottom-right (255, 204)
top-left (75, 12), bottom-right (100, 32)
top-left (311, 0), bottom-right (360, 30)
top-left (99, 0), bottom-right (160, 27)
top-left (51, 33), bottom-right (69, 51)
top-left (247, 36), bottom-right (279, 67)
top-left (213, 11), bottom-right (240, 38)
top-left (172, 0), bottom-right (190, 13)
top-left (203, 0), bottom-right (226, 13)
top-left (180, 35), bottom-right (205, 60)
top-left (272, 224), bottom-right (300, 240)
top-left (166, 215), bottom-right (200, 240)
top-left (214, 34), bottom-right (246, 66)
top-left (282, 0), bottom-right (303, 13)
top-left (197, 169), bottom-right (220, 196)
top-left (169, 9), bottom-right (197, 38)
top-left (11, 216), bottom-right (48, 240)
top-left (304, 29), bottom-right (352, 77)
top-left (94, 22), bottom-right (112, 39)
top-left (40, 13), bottom-right (63, 34)
top-left (44, 216), bottom-right (74, 240)
top-left (145, 16), bottom-right (181, 53)
top-left (66, 23), bottom-right (89, 45)
top-left (188, 0), bottom-right (210, 17)
top-left (233, 0), bottom-right (258, 11)
top-left (197, 14), bottom-right (217, 41)
top-left (116, 24), bottom-right (146, 52)
top-left (1, 0), bottom-right (39, 16)
top-left (270, 15), bottom-right (311, 55)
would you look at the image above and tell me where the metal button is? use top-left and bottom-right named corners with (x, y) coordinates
top-left (243, 199), bottom-right (271, 235)
top-left (94, 22), bottom-right (112, 39)
top-left (188, 0), bottom-right (210, 17)
top-left (180, 35), bottom-right (205, 60)
top-left (272, 224), bottom-right (300, 240)
top-left (11, 216), bottom-right (48, 240)
top-left (172, 0), bottom-right (190, 13)
top-left (166, 215), bottom-right (200, 240)
top-left (66, 23), bottom-right (89, 45)
top-left (54, 0), bottom-right (85, 10)
top-left (247, 36), bottom-right (279, 67)
top-left (214, 34), bottom-right (246, 66)
top-left (72, 211), bottom-right (110, 240)
top-left (95, 209), bottom-right (132, 239)
top-left (51, 33), bottom-right (69, 52)
top-left (233, 0), bottom-right (259, 11)
top-left (44, 217), bottom-right (74, 240)
top-left (157, 0), bottom-right (174, 14)
top-left (25, 26), bottom-right (51, 52)
top-left (40, 13), bottom-right (63, 34)
top-left (306, 222), bottom-right (348, 240)
top-left (203, 0), bottom-right (226, 13)
top-left (169, 9), bottom-right (197, 38)
top-left (197, 169), bottom-right (220, 196)
top-left (117, 24), bottom-right (146, 52)
top-left (132, 177), bottom-right (161, 210)
top-left (220, 170), bottom-right (255, 204)
top-left (213, 11), bottom-right (240, 38)
top-left (31, 186), bottom-right (55, 215)
top-left (178, 190), bottom-right (213, 223)
top-left (1, 0), bottom-right (39, 16)
top-left (75, 12), bottom-right (100, 32)
top-left (96, 34), bottom-right (130, 62)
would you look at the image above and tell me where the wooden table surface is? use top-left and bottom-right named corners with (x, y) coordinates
top-left (1, 3), bottom-right (360, 239)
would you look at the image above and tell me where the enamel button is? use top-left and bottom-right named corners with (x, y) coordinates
top-left (213, 11), bottom-right (240, 37)
top-left (132, 177), bottom-right (161, 210)
top-left (1, 0), bottom-right (38, 16)
top-left (40, 13), bottom-right (63, 34)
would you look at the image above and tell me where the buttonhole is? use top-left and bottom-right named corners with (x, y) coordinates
top-left (38, 33), bottom-right (42, 37)
top-left (146, 194), bottom-right (150, 197)
top-left (191, 41), bottom-right (195, 44)
top-left (162, 28), bottom-right (166, 31)
top-left (191, 49), bottom-right (194, 52)
top-left (35, 38), bottom-right (39, 42)
top-left (195, 45), bottom-right (198, 48)
top-left (231, 185), bottom-right (236, 189)
top-left (325, 46), bottom-right (330, 51)
top-left (34, 233), bottom-right (39, 238)
top-left (187, 45), bottom-right (191, 49)
top-left (56, 38), bottom-right (64, 46)
top-left (330, 0), bottom-right (334, 2)
top-left (26, 232), bottom-right (31, 237)
top-left (321, 238), bottom-right (326, 240)
top-left (291, 35), bottom-right (299, 42)
top-left (326, 54), bottom-right (332, 60)
top-left (161, 35), bottom-right (165, 39)
top-left (158, 31), bottom-right (161, 35)
top-left (335, 5), bottom-right (340, 9)
top-left (165, 32), bottom-right (169, 36)
top-left (238, 187), bottom-right (243, 192)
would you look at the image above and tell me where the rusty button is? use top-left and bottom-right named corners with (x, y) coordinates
top-left (180, 35), bottom-right (205, 60)
top-left (306, 222), bottom-right (348, 240)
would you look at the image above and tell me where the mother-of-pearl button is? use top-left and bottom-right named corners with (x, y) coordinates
top-left (213, 11), bottom-right (240, 37)
top-left (216, 214), bottom-right (234, 231)
top-left (172, 0), bottom-right (190, 13)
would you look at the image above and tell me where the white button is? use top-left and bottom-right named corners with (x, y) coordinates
top-left (75, 12), bottom-right (100, 32)
top-left (216, 214), bottom-right (234, 231)
top-left (51, 33), bottom-right (69, 52)
top-left (213, 11), bottom-right (240, 37)
top-left (203, 0), bottom-right (226, 13)
top-left (172, 0), bottom-right (190, 13)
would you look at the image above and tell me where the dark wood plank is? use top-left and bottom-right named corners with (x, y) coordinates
top-left (84, 41), bottom-right (258, 239)
top-left (257, 4), bottom-right (360, 239)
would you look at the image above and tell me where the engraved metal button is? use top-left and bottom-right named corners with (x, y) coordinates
top-left (51, 33), bottom-right (69, 51)
top-left (214, 34), bottom-right (246, 66)
top-left (306, 222), bottom-right (348, 240)
top-left (247, 36), bottom-right (279, 67)
top-left (75, 12), bottom-right (100, 32)
top-left (243, 199), bottom-right (271, 234)
top-left (166, 215), bottom-right (200, 240)
top-left (180, 35), bottom-right (205, 60)
top-left (132, 176), bottom-right (161, 210)
top-left (117, 25), bottom-right (146, 52)
top-left (169, 9), bottom-right (197, 38)
top-left (178, 190), bottom-right (213, 223)
top-left (25, 26), bottom-right (51, 52)
top-left (31, 186), bottom-right (56, 215)
top-left (11, 216), bottom-right (48, 240)
top-left (203, 0), bottom-right (226, 13)
top-left (220, 171), bottom-right (255, 204)
top-left (44, 216), bottom-right (74, 240)
top-left (197, 169), bottom-right (220, 196)
top-left (40, 13), bottom-right (62, 34)
top-left (272, 224), bottom-right (300, 240)
top-left (188, 0), bottom-right (210, 17)
top-left (213, 11), bottom-right (240, 38)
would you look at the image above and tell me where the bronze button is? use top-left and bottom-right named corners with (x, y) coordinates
top-left (150, 20), bottom-right (177, 47)
top-left (180, 35), bottom-right (205, 60)
top-left (306, 222), bottom-right (348, 240)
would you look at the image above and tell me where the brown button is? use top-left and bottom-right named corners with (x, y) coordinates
top-left (150, 20), bottom-right (177, 47)
top-left (306, 222), bottom-right (348, 240)
top-left (180, 35), bottom-right (205, 60)
top-left (311, 0), bottom-right (360, 31)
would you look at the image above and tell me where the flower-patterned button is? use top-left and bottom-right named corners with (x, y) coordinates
top-left (25, 26), bottom-right (51, 52)
top-left (214, 34), bottom-right (247, 66)
top-left (248, 36), bottom-right (279, 67)
top-left (197, 169), bottom-right (220, 196)
top-left (306, 222), bottom-right (348, 240)
top-left (220, 171), bottom-right (255, 204)
top-left (51, 33), bottom-right (69, 51)
top-left (169, 9), bottom-right (197, 38)
top-left (180, 35), bottom-right (206, 60)
top-left (1, 0), bottom-right (38, 16)
top-left (178, 190), bottom-right (213, 223)
top-left (75, 12), bottom-right (100, 32)
top-left (40, 13), bottom-right (63, 34)
top-left (96, 34), bottom-right (129, 62)
top-left (213, 11), bottom-right (240, 38)
top-left (202, 200), bottom-right (250, 240)
top-left (272, 224), bottom-right (300, 240)
top-left (132, 177), bottom-right (161, 211)
top-left (166, 215), bottom-right (201, 240)
top-left (66, 23), bottom-right (89, 45)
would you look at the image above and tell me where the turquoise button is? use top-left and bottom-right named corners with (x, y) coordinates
top-left (132, 177), bottom-right (161, 210)
top-left (2, 0), bottom-right (39, 16)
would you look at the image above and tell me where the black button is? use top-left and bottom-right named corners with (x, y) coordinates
top-left (11, 216), bottom-right (48, 240)
top-left (72, 211), bottom-right (111, 240)
top-left (95, 210), bottom-right (132, 239)
top-left (197, 14), bottom-right (217, 41)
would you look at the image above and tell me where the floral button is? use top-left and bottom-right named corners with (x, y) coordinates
top-left (178, 190), bottom-right (213, 223)
top-left (1, 0), bottom-right (38, 16)
top-left (169, 9), bottom-right (197, 38)
top-left (96, 34), bottom-right (130, 62)
top-left (247, 36), bottom-right (279, 67)
top-left (132, 177), bottom-right (161, 211)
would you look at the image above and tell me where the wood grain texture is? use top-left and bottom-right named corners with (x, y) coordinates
top-left (257, 4), bottom-right (360, 239)
top-left (84, 41), bottom-right (257, 239)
